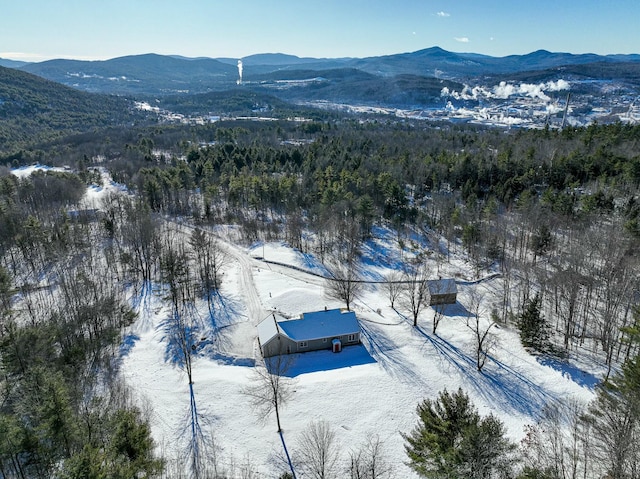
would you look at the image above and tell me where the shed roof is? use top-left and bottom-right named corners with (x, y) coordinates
top-left (427, 278), bottom-right (457, 295)
top-left (278, 308), bottom-right (360, 342)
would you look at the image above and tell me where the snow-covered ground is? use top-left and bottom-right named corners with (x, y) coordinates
top-left (10, 164), bottom-right (129, 210)
top-left (10, 163), bottom-right (71, 178)
top-left (10, 164), bottom-right (600, 477)
top-left (80, 167), bottom-right (129, 209)
top-left (121, 235), bottom-right (598, 477)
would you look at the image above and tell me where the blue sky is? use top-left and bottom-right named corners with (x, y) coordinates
top-left (2, 0), bottom-right (639, 62)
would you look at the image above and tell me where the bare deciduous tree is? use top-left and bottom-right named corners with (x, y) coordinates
top-left (121, 197), bottom-right (161, 284)
top-left (160, 228), bottom-right (210, 479)
top-left (521, 402), bottom-right (593, 479)
top-left (430, 280), bottom-right (453, 336)
top-left (466, 287), bottom-right (495, 372)
top-left (189, 227), bottom-right (230, 313)
top-left (348, 434), bottom-right (394, 479)
top-left (586, 387), bottom-right (639, 479)
top-left (295, 420), bottom-right (342, 479)
top-left (382, 270), bottom-right (403, 310)
top-left (285, 208), bottom-right (305, 251)
top-left (399, 262), bottom-right (430, 327)
top-left (470, 314), bottom-right (496, 373)
top-left (325, 260), bottom-right (363, 311)
top-left (432, 303), bottom-right (448, 336)
top-left (243, 354), bottom-right (295, 433)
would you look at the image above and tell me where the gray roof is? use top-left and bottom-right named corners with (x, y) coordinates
top-left (427, 278), bottom-right (457, 295)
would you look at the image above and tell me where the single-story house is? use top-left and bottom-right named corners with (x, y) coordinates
top-left (427, 278), bottom-right (458, 306)
top-left (257, 308), bottom-right (361, 358)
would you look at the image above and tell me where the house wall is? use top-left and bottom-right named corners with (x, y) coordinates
top-left (294, 332), bottom-right (360, 353)
top-left (429, 293), bottom-right (457, 306)
top-left (261, 336), bottom-right (291, 358)
top-left (261, 332), bottom-right (360, 357)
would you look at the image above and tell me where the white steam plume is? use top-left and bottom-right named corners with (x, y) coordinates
top-left (237, 59), bottom-right (243, 85)
top-left (442, 79), bottom-right (570, 102)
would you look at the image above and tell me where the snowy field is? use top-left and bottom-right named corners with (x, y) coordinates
top-left (120, 235), bottom-right (598, 477)
top-left (11, 165), bottom-right (601, 477)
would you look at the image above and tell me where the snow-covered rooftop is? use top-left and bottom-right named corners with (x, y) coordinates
top-left (277, 308), bottom-right (360, 341)
top-left (427, 278), bottom-right (457, 295)
top-left (256, 313), bottom-right (280, 346)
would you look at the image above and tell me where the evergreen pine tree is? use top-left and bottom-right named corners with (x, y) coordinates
top-left (403, 388), bottom-right (516, 478)
top-left (518, 294), bottom-right (550, 352)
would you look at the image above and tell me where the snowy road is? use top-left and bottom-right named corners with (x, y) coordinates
top-left (222, 241), bottom-right (270, 325)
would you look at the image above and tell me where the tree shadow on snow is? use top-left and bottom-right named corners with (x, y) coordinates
top-left (416, 327), bottom-right (561, 419)
top-left (358, 321), bottom-right (430, 389)
top-left (282, 344), bottom-right (376, 377)
top-left (128, 281), bottom-right (158, 332)
top-left (206, 292), bottom-right (245, 330)
top-left (360, 238), bottom-right (404, 276)
top-left (299, 251), bottom-right (330, 276)
top-left (434, 301), bottom-right (472, 318)
top-left (536, 356), bottom-right (600, 390)
top-left (156, 291), bottom-right (255, 368)
top-left (119, 333), bottom-right (140, 358)
top-left (160, 318), bottom-right (201, 368)
top-left (202, 292), bottom-right (252, 362)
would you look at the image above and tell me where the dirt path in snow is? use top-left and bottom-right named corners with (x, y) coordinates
top-left (221, 242), bottom-right (270, 325)
top-left (217, 242), bottom-right (273, 360)
top-left (166, 221), bottom-right (272, 359)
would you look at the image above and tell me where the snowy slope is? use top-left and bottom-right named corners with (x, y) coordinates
top-left (120, 235), bottom-right (598, 478)
top-left (10, 165), bottom-right (596, 476)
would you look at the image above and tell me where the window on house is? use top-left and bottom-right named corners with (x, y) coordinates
top-left (347, 334), bottom-right (357, 342)
top-left (299, 341), bottom-right (308, 348)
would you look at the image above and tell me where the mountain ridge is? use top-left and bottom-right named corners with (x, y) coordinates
top-left (2, 46), bottom-right (639, 141)
top-left (0, 65), bottom-right (145, 153)
top-left (13, 46), bottom-right (640, 96)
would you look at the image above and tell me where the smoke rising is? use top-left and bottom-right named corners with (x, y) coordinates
top-left (237, 59), bottom-right (243, 85)
top-left (441, 79), bottom-right (570, 102)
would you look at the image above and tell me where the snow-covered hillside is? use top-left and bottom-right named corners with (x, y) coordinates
top-left (8, 164), bottom-right (601, 477)
top-left (120, 234), bottom-right (599, 477)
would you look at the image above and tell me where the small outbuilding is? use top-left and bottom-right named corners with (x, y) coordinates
top-left (427, 279), bottom-right (458, 306)
top-left (257, 308), bottom-right (361, 358)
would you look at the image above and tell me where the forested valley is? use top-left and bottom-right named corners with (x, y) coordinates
top-left (2, 116), bottom-right (640, 478)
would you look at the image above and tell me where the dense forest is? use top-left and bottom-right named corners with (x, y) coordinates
top-left (1, 115), bottom-right (640, 477)
top-left (0, 66), bottom-right (147, 152)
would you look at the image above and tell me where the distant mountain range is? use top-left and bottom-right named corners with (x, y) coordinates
top-left (1, 46), bottom-right (640, 150)
top-left (0, 58), bottom-right (29, 68)
top-left (3, 47), bottom-right (639, 99)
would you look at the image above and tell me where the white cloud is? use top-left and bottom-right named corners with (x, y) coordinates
top-left (454, 37), bottom-right (470, 43)
top-left (436, 11), bottom-right (450, 17)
